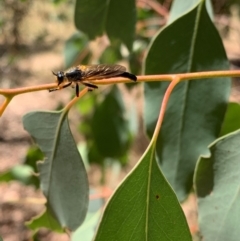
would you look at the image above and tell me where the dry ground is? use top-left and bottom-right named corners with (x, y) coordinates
top-left (1, 1), bottom-right (240, 241)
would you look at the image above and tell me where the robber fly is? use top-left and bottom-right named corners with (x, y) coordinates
top-left (49, 64), bottom-right (137, 97)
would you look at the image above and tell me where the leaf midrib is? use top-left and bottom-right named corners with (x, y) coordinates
top-left (145, 143), bottom-right (156, 241)
top-left (46, 111), bottom-right (66, 199)
top-left (174, 2), bottom-right (205, 185)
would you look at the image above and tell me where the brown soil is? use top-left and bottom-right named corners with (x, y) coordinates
top-left (0, 1), bottom-right (240, 241)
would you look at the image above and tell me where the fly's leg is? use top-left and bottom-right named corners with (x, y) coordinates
top-left (76, 83), bottom-right (79, 97)
top-left (82, 82), bottom-right (98, 92)
top-left (49, 82), bottom-right (72, 92)
top-left (75, 82), bottom-right (95, 96)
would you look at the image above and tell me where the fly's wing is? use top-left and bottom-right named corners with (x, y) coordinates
top-left (81, 64), bottom-right (126, 80)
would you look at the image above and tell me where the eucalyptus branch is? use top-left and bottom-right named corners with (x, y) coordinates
top-left (1, 69), bottom-right (240, 96)
top-left (1, 69), bottom-right (240, 117)
top-left (92, 70), bottom-right (240, 85)
top-left (0, 83), bottom-right (57, 97)
top-left (151, 76), bottom-right (181, 145)
top-left (63, 87), bottom-right (89, 115)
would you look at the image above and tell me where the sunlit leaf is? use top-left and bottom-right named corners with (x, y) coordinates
top-left (26, 210), bottom-right (63, 233)
top-left (220, 102), bottom-right (240, 136)
top-left (0, 165), bottom-right (35, 185)
top-left (168, 0), bottom-right (213, 23)
top-left (94, 142), bottom-right (192, 240)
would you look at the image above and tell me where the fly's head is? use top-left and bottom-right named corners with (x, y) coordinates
top-left (52, 71), bottom-right (65, 85)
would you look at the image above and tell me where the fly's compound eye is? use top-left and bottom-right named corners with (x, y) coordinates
top-left (52, 71), bottom-right (65, 85)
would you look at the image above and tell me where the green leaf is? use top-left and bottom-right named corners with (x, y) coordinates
top-left (106, 0), bottom-right (136, 51)
top-left (76, 93), bottom-right (96, 116)
top-left (128, 102), bottom-right (138, 137)
top-left (94, 142), bottom-right (192, 240)
top-left (26, 210), bottom-right (63, 233)
top-left (64, 32), bottom-right (90, 68)
top-left (91, 86), bottom-right (131, 159)
top-left (99, 45), bottom-right (122, 65)
top-left (24, 146), bottom-right (44, 173)
top-left (194, 130), bottom-right (240, 240)
top-left (219, 102), bottom-right (240, 136)
top-left (87, 141), bottom-right (104, 165)
top-left (144, 1), bottom-right (230, 201)
top-left (23, 111), bottom-right (89, 231)
top-left (77, 142), bottom-right (90, 170)
top-left (0, 165), bottom-right (35, 185)
top-left (72, 189), bottom-right (103, 241)
top-left (52, 0), bottom-right (68, 5)
top-left (0, 146), bottom-right (42, 188)
top-left (72, 210), bottom-right (101, 241)
top-left (129, 39), bottom-right (147, 75)
top-left (168, 0), bottom-right (213, 23)
top-left (74, 0), bottom-right (108, 39)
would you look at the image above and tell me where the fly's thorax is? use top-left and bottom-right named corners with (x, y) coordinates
top-left (65, 67), bottom-right (83, 82)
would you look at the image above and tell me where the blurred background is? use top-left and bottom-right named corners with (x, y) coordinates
top-left (0, 0), bottom-right (240, 240)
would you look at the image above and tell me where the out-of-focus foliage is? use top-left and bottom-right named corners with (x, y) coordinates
top-left (2, 0), bottom-right (240, 240)
top-left (0, 146), bottom-right (42, 188)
